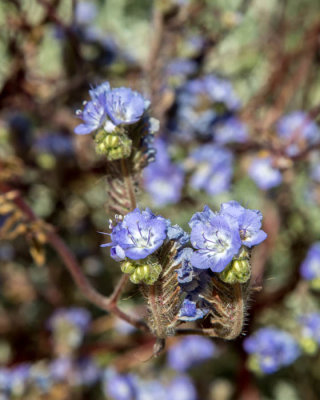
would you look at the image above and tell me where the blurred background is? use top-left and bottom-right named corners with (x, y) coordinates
top-left (1, 0), bottom-right (320, 399)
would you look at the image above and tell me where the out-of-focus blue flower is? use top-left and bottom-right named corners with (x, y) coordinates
top-left (276, 111), bottom-right (320, 156)
top-left (189, 145), bottom-right (233, 195)
top-left (49, 357), bottom-right (72, 382)
top-left (47, 308), bottom-right (91, 351)
top-left (0, 368), bottom-right (11, 392)
top-left (220, 201), bottom-right (267, 248)
top-left (48, 307), bottom-right (91, 333)
top-left (105, 87), bottom-right (147, 127)
top-left (248, 157), bottom-right (282, 190)
top-left (243, 328), bottom-right (300, 374)
top-left (178, 298), bottom-right (208, 321)
top-left (168, 336), bottom-right (217, 371)
top-left (144, 139), bottom-right (185, 206)
top-left (167, 375), bottom-right (197, 400)
top-left (136, 380), bottom-right (167, 400)
top-left (34, 134), bottom-right (74, 157)
top-left (102, 208), bottom-right (168, 261)
top-left (74, 1), bottom-right (97, 25)
top-left (203, 75), bottom-right (240, 110)
top-left (8, 364), bottom-right (30, 397)
top-left (166, 59), bottom-right (197, 77)
top-left (214, 117), bottom-right (248, 144)
top-left (300, 313), bottom-right (320, 346)
top-left (103, 369), bottom-right (137, 400)
top-left (74, 358), bottom-right (101, 386)
top-left (310, 163), bottom-right (320, 183)
top-left (300, 242), bottom-right (320, 283)
top-left (189, 206), bottom-right (241, 272)
top-left (74, 82), bottom-right (110, 135)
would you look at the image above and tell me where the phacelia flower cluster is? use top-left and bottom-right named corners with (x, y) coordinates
top-left (143, 139), bottom-right (185, 207)
top-left (300, 242), bottom-right (320, 289)
top-left (189, 201), bottom-right (267, 281)
top-left (75, 82), bottom-right (147, 135)
top-left (74, 82), bottom-right (153, 161)
top-left (243, 328), bottom-right (300, 374)
top-left (102, 208), bottom-right (188, 285)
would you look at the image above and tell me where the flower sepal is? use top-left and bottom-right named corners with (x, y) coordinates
top-left (94, 128), bottom-right (132, 161)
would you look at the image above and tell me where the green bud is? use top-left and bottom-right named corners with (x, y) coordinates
top-left (310, 278), bottom-right (320, 290)
top-left (121, 261), bottom-right (136, 275)
top-left (247, 355), bottom-right (262, 375)
top-left (299, 337), bottom-right (318, 355)
top-left (219, 259), bottom-right (251, 284)
top-left (105, 134), bottom-right (120, 147)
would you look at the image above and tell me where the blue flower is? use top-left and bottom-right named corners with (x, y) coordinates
top-left (103, 208), bottom-right (168, 261)
top-left (178, 298), bottom-right (208, 321)
top-left (243, 328), bottom-right (300, 374)
top-left (189, 206), bottom-right (241, 272)
top-left (105, 87), bottom-right (147, 127)
top-left (276, 111), bottom-right (320, 156)
top-left (189, 145), bottom-right (233, 195)
top-left (220, 201), bottom-right (267, 248)
top-left (248, 157), bottom-right (282, 190)
top-left (74, 82), bottom-right (110, 135)
top-left (144, 139), bottom-right (185, 206)
top-left (166, 58), bottom-right (197, 77)
top-left (74, 1), bottom-right (97, 25)
top-left (167, 375), bottom-right (197, 400)
top-left (300, 242), bottom-right (320, 281)
top-left (47, 307), bottom-right (91, 333)
top-left (203, 75), bottom-right (241, 110)
top-left (168, 336), bottom-right (217, 371)
top-left (103, 369), bottom-right (137, 400)
top-left (214, 116), bottom-right (248, 144)
top-left (300, 313), bottom-right (320, 345)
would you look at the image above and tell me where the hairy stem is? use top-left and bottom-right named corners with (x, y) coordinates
top-left (120, 158), bottom-right (136, 210)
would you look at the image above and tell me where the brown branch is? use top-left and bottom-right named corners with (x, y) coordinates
top-left (0, 185), bottom-right (148, 332)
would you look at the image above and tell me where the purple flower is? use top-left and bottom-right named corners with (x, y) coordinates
top-left (168, 336), bottom-right (217, 371)
top-left (243, 328), bottom-right (300, 374)
top-left (74, 358), bottom-right (101, 386)
top-left (214, 117), bottom-right (248, 144)
top-left (105, 87), bottom-right (147, 127)
top-left (166, 59), bottom-right (197, 77)
top-left (47, 307), bottom-right (91, 333)
top-left (276, 111), bottom-right (320, 156)
top-left (189, 145), bottom-right (233, 195)
top-left (103, 369), bottom-right (137, 400)
top-left (136, 380), bottom-right (167, 400)
top-left (300, 242), bottom-right (320, 281)
top-left (144, 140), bottom-right (185, 206)
top-left (49, 357), bottom-right (72, 382)
top-left (220, 201), bottom-right (267, 248)
top-left (168, 376), bottom-right (197, 400)
top-left (300, 313), bottom-right (320, 344)
top-left (189, 206), bottom-right (241, 272)
top-left (248, 157), bottom-right (282, 190)
top-left (74, 1), bottom-right (97, 25)
top-left (74, 82), bottom-right (110, 135)
top-left (102, 208), bottom-right (168, 261)
top-left (203, 75), bottom-right (241, 110)
top-left (178, 298), bottom-right (208, 321)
